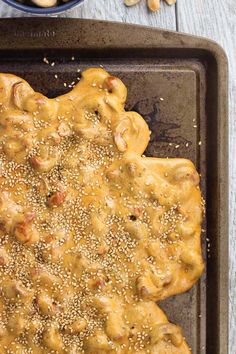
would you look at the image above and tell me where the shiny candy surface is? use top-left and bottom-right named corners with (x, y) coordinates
top-left (0, 68), bottom-right (204, 353)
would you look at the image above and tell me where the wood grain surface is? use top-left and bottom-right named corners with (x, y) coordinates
top-left (0, 0), bottom-right (235, 352)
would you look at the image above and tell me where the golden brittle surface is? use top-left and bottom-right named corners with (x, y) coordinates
top-left (0, 68), bottom-right (203, 353)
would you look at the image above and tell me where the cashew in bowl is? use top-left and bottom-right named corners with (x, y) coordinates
top-left (31, 0), bottom-right (57, 7)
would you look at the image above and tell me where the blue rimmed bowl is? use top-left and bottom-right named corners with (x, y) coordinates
top-left (1, 0), bottom-right (84, 15)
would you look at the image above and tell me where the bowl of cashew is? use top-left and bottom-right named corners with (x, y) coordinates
top-left (2, 0), bottom-right (84, 14)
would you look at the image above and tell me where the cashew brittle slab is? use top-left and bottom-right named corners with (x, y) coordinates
top-left (0, 68), bottom-right (203, 353)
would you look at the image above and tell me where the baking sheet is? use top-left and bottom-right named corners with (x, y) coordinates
top-left (0, 18), bottom-right (228, 354)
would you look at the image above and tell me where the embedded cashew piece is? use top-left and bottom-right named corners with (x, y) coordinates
top-left (1, 279), bottom-right (30, 303)
top-left (64, 318), bottom-right (87, 334)
top-left (84, 331), bottom-right (111, 351)
top-left (105, 312), bottom-right (128, 340)
top-left (123, 220), bottom-right (149, 240)
top-left (36, 293), bottom-right (57, 316)
top-left (7, 314), bottom-right (27, 336)
top-left (0, 248), bottom-right (9, 266)
top-left (136, 274), bottom-right (160, 300)
top-left (43, 324), bottom-right (63, 351)
top-left (29, 154), bottom-right (59, 173)
top-left (14, 213), bottom-right (39, 245)
top-left (47, 190), bottom-right (67, 207)
top-left (151, 323), bottom-right (183, 347)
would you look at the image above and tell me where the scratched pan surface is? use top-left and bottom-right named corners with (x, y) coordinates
top-left (0, 18), bottom-right (228, 354)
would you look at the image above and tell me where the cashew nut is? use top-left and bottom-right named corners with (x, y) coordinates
top-left (124, 0), bottom-right (141, 7)
top-left (147, 0), bottom-right (160, 11)
top-left (31, 0), bottom-right (57, 8)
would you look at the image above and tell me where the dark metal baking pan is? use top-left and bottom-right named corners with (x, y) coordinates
top-left (0, 18), bottom-right (228, 354)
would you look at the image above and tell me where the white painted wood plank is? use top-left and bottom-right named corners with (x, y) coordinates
top-left (177, 1), bottom-right (235, 353)
top-left (0, 0), bottom-right (176, 30)
top-left (0, 2), bottom-right (29, 16)
top-left (63, 0), bottom-right (176, 30)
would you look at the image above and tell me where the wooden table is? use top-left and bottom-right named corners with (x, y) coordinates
top-left (0, 0), bottom-right (234, 352)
